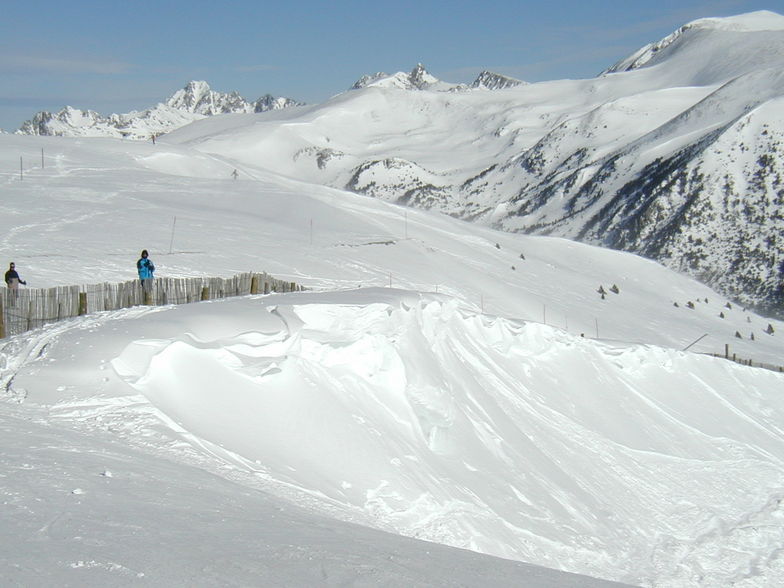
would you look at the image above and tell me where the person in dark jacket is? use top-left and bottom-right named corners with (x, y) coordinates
top-left (136, 250), bottom-right (155, 293)
top-left (4, 262), bottom-right (26, 297)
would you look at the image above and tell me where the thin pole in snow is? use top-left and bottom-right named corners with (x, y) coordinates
top-left (595, 318), bottom-right (599, 338)
top-left (683, 333), bottom-right (708, 352)
top-left (168, 216), bottom-right (177, 254)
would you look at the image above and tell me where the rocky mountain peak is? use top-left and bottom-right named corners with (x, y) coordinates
top-left (409, 63), bottom-right (438, 89)
top-left (470, 71), bottom-right (525, 90)
top-left (165, 81), bottom-right (250, 115)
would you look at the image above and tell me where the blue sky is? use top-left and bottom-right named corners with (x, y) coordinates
top-left (1, 0), bottom-right (781, 130)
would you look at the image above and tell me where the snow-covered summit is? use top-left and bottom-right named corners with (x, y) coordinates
top-left (351, 64), bottom-right (524, 93)
top-left (603, 10), bottom-right (784, 78)
top-left (165, 80), bottom-right (250, 115)
top-left (687, 10), bottom-right (784, 32)
top-left (352, 63), bottom-right (458, 91)
top-left (18, 105), bottom-right (109, 137)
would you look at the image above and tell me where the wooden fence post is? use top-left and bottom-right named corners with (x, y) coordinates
top-left (78, 292), bottom-right (87, 315)
top-left (251, 275), bottom-right (259, 295)
top-left (201, 287), bottom-right (209, 301)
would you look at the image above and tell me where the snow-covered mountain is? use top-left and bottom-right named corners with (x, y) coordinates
top-left (352, 63), bottom-right (461, 91)
top-left (167, 12), bottom-right (784, 318)
top-left (16, 80), bottom-right (303, 140)
top-left (352, 63), bottom-right (523, 92)
top-left (11, 13), bottom-right (784, 317)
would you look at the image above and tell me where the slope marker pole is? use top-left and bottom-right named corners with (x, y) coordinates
top-left (169, 216), bottom-right (177, 254)
top-left (683, 333), bottom-right (708, 352)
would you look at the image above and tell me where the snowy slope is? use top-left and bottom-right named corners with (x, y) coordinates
top-left (1, 391), bottom-right (624, 588)
top-left (1, 132), bottom-right (784, 586)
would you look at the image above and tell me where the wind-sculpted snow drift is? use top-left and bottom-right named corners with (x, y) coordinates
top-left (78, 290), bottom-right (784, 587)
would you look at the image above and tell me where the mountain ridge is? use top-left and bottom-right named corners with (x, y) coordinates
top-left (16, 80), bottom-right (304, 140)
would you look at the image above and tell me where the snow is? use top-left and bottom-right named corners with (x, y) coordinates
top-left (4, 15), bottom-right (784, 582)
top-left (687, 11), bottom-right (784, 32)
top-left (1, 125), bottom-right (784, 587)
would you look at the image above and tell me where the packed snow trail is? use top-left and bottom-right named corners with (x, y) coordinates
top-left (6, 288), bottom-right (783, 586)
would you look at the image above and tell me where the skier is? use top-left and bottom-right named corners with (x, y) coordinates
top-left (4, 262), bottom-right (26, 297)
top-left (136, 250), bottom-right (155, 294)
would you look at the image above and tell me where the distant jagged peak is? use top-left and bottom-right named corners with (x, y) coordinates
top-left (470, 71), bottom-right (525, 90)
top-left (351, 64), bottom-right (524, 92)
top-left (351, 63), bottom-right (454, 91)
top-left (165, 80), bottom-right (250, 115)
top-left (17, 106), bottom-right (107, 136)
top-left (163, 80), bottom-right (303, 115)
top-left (351, 72), bottom-right (388, 89)
top-left (253, 94), bottom-right (303, 113)
top-left (408, 63), bottom-right (439, 88)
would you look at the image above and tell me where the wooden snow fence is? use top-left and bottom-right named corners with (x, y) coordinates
top-left (0, 272), bottom-right (303, 338)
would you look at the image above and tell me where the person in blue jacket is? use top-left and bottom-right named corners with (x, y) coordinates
top-left (137, 250), bottom-right (155, 293)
